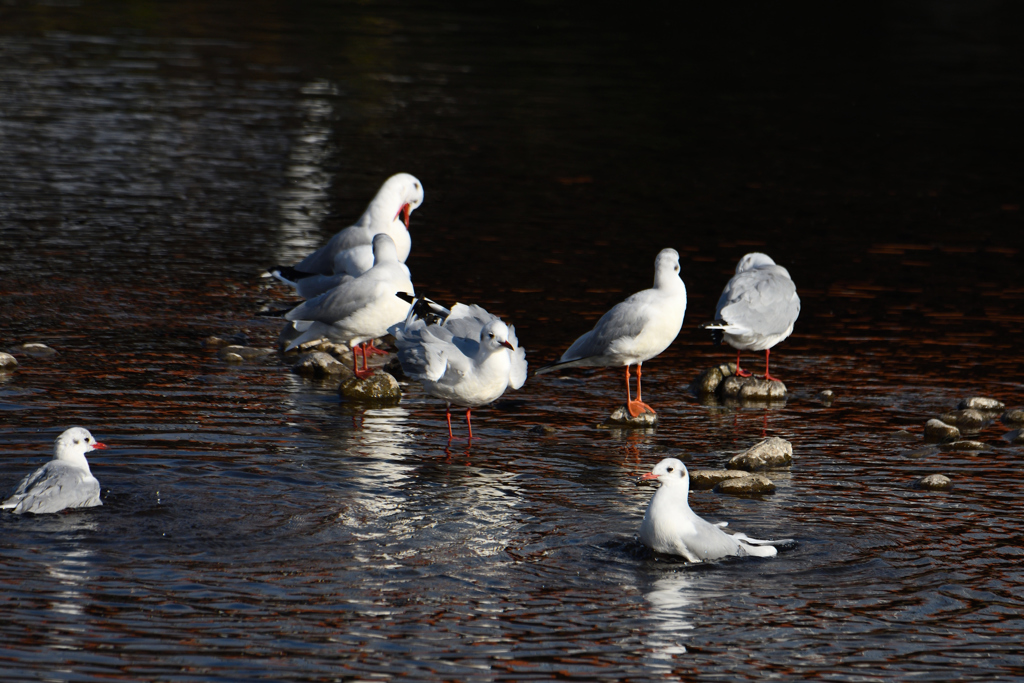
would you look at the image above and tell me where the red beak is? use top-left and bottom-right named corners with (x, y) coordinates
top-left (394, 203), bottom-right (411, 228)
top-left (92, 442), bottom-right (108, 450)
top-left (501, 341), bottom-right (514, 350)
top-left (640, 472), bottom-right (658, 480)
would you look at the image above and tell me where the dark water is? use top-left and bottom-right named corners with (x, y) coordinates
top-left (2, 2), bottom-right (1024, 680)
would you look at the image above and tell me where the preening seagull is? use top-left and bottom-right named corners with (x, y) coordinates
top-left (390, 300), bottom-right (527, 439)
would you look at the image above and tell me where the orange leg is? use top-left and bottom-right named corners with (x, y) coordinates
top-left (353, 343), bottom-right (375, 379)
top-left (445, 404), bottom-right (454, 440)
top-left (735, 349), bottom-right (752, 377)
top-left (763, 349), bottom-right (781, 382)
top-left (364, 340), bottom-right (390, 357)
top-left (465, 408), bottom-right (473, 440)
top-left (625, 364), bottom-right (656, 418)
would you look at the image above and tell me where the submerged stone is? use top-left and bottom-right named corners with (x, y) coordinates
top-left (292, 351), bottom-right (351, 378)
top-left (727, 437), bottom-right (793, 471)
top-left (222, 352), bottom-right (244, 364)
top-left (902, 447), bottom-right (940, 459)
top-left (602, 405), bottom-right (658, 428)
top-left (816, 389), bottom-right (836, 406)
top-left (217, 345), bottom-right (273, 362)
top-left (941, 440), bottom-right (987, 451)
top-left (1001, 409), bottom-right (1024, 426)
top-left (339, 371), bottom-right (402, 403)
top-left (938, 409), bottom-right (989, 432)
top-left (923, 419), bottom-right (960, 443)
top-left (0, 352), bottom-right (17, 371)
top-left (690, 363), bottom-right (737, 396)
top-left (957, 397), bottom-right (1004, 412)
top-left (915, 474), bottom-right (952, 491)
top-left (714, 474), bottom-right (776, 495)
top-left (690, 469), bottom-right (751, 491)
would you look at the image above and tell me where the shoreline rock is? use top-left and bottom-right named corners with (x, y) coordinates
top-left (957, 397), bottom-right (1004, 412)
top-left (691, 363), bottom-right (789, 404)
top-left (689, 469), bottom-right (751, 490)
top-left (292, 352), bottom-right (352, 378)
top-left (714, 474), bottom-right (776, 495)
top-left (915, 474), bottom-right (952, 491)
top-left (938, 409), bottom-right (989, 432)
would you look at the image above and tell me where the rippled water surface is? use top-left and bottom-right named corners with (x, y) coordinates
top-left (2, 2), bottom-right (1024, 680)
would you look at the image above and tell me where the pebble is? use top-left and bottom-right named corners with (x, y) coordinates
top-left (689, 469), bottom-right (751, 491)
top-left (1001, 409), bottom-right (1024, 426)
top-left (217, 345), bottom-right (274, 362)
top-left (816, 389), bottom-right (836, 405)
top-left (714, 474), bottom-right (776, 495)
top-left (957, 397), bottom-right (1004, 412)
top-left (338, 371), bottom-right (402, 403)
top-left (601, 405), bottom-right (658, 428)
top-left (291, 352), bottom-right (351, 378)
top-left (923, 419), bottom-right (960, 443)
top-left (0, 352), bottom-right (17, 371)
top-left (222, 352), bottom-right (244, 364)
top-left (915, 474), bottom-right (952, 491)
top-left (727, 436), bottom-right (793, 471)
top-left (203, 336), bottom-right (232, 349)
top-left (938, 409), bottom-right (988, 431)
top-left (14, 343), bottom-right (57, 358)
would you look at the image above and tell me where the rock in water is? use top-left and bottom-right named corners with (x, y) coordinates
top-left (1001, 409), bottom-right (1024, 426)
top-left (957, 397), bottom-right (1004, 411)
top-left (938, 409), bottom-right (988, 432)
top-left (217, 345), bottom-right (273, 362)
top-left (719, 375), bottom-right (788, 401)
top-left (16, 343), bottom-right (57, 358)
top-left (0, 352), bottom-right (17, 371)
top-left (690, 469), bottom-right (758, 491)
top-left (292, 352), bottom-right (351, 378)
top-left (714, 474), bottom-right (776, 495)
top-left (602, 404), bottom-right (658, 428)
top-left (923, 419), bottom-right (960, 443)
top-left (339, 371), bottom-right (402, 403)
top-left (690, 363), bottom-right (736, 395)
top-left (915, 474), bottom-right (952, 491)
top-left (727, 437), bottom-right (793, 471)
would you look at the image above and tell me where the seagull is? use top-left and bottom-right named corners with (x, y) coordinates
top-left (283, 233), bottom-right (415, 378)
top-left (535, 248), bottom-right (687, 417)
top-left (270, 173), bottom-right (424, 297)
top-left (390, 301), bottom-right (527, 439)
top-left (638, 458), bottom-right (790, 562)
top-left (701, 252), bottom-right (800, 382)
top-left (1, 428), bottom-right (107, 515)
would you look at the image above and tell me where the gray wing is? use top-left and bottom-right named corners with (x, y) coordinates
top-left (292, 221), bottom-right (368, 275)
top-left (561, 293), bottom-right (655, 362)
top-left (285, 267), bottom-right (406, 325)
top-left (393, 322), bottom-right (461, 382)
top-left (716, 267), bottom-right (800, 336)
top-left (2, 462), bottom-right (101, 514)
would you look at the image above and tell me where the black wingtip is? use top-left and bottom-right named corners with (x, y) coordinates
top-left (257, 305), bottom-right (300, 318)
top-left (271, 266), bottom-right (317, 282)
top-left (395, 291), bottom-right (415, 304)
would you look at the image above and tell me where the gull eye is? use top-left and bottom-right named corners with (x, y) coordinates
top-left (666, 467), bottom-right (674, 472)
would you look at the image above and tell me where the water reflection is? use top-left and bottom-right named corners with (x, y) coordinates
top-left (642, 573), bottom-right (697, 666)
top-left (273, 79), bottom-right (338, 265)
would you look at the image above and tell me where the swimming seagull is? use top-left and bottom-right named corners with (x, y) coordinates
top-left (390, 301), bottom-right (527, 439)
top-left (283, 233), bottom-right (414, 378)
top-left (535, 248), bottom-right (687, 417)
top-left (1, 428), bottom-right (107, 515)
top-left (701, 252), bottom-right (800, 381)
top-left (639, 458), bottom-right (791, 562)
top-left (269, 173), bottom-right (424, 297)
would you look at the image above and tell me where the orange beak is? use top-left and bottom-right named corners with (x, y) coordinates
top-left (640, 472), bottom-right (658, 480)
top-left (501, 341), bottom-right (514, 350)
top-left (92, 442), bottom-right (108, 450)
top-left (394, 203), bottom-right (411, 228)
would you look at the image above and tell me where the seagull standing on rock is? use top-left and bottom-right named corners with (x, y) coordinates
top-left (283, 233), bottom-right (414, 378)
top-left (535, 248), bottom-right (687, 417)
top-left (2, 428), bottom-right (107, 515)
top-left (270, 173), bottom-right (424, 299)
top-left (638, 458), bottom-right (791, 562)
top-left (701, 252), bottom-right (800, 382)
top-left (390, 301), bottom-right (527, 439)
